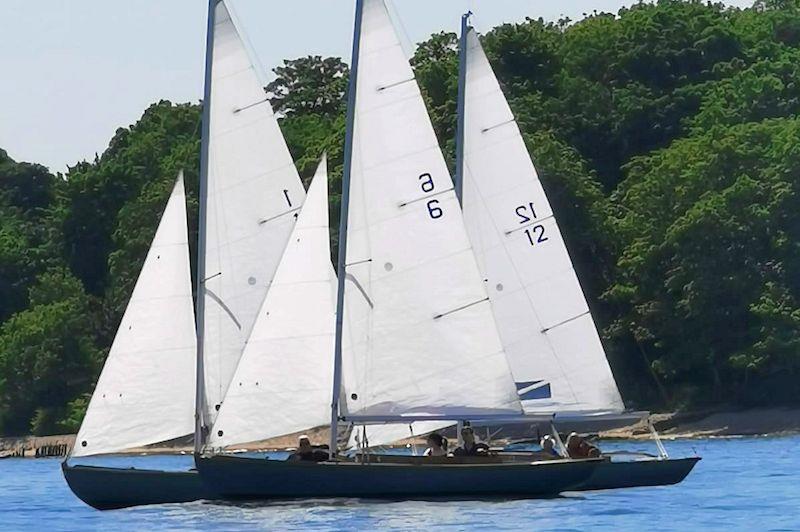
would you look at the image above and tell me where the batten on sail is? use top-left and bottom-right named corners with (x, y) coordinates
top-left (460, 26), bottom-right (624, 415)
top-left (72, 174), bottom-right (195, 458)
top-left (209, 158), bottom-right (337, 449)
top-left (199, 0), bottom-right (307, 431)
top-left (338, 0), bottom-right (523, 422)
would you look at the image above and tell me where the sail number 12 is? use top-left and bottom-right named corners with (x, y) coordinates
top-left (516, 202), bottom-right (548, 246)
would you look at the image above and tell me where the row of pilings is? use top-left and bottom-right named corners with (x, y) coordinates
top-left (3, 443), bottom-right (71, 458)
top-left (34, 443), bottom-right (70, 458)
top-left (0, 438), bottom-right (74, 459)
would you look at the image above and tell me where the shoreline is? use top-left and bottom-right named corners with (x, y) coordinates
top-left (2, 407), bottom-right (799, 459)
top-left (599, 407), bottom-right (800, 440)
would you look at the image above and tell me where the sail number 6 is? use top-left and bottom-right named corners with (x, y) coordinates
top-left (419, 173), bottom-right (443, 220)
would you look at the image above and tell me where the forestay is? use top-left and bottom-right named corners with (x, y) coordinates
top-left (209, 159), bottom-right (336, 449)
top-left (73, 174), bottom-right (195, 457)
top-left (460, 27), bottom-right (624, 415)
top-left (200, 0), bottom-right (306, 428)
top-left (340, 0), bottom-right (522, 420)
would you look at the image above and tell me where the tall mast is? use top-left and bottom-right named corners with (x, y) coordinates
top-left (454, 11), bottom-right (471, 205)
top-left (329, 0), bottom-right (365, 459)
top-left (194, 0), bottom-right (218, 455)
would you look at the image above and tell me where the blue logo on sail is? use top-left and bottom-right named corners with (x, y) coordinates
top-left (515, 380), bottom-right (552, 401)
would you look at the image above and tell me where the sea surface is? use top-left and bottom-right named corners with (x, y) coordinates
top-left (1, 437), bottom-right (798, 531)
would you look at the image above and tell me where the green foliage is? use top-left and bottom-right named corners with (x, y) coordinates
top-left (0, 268), bottom-right (100, 435)
top-left (0, 151), bottom-right (62, 322)
top-left (2, 1), bottom-right (800, 435)
top-left (268, 57), bottom-right (349, 258)
top-left (266, 56), bottom-right (349, 118)
top-left (57, 395), bottom-right (90, 434)
top-left (607, 119), bottom-right (800, 405)
top-left (412, 32), bottom-right (460, 163)
top-left (0, 103), bottom-right (198, 435)
top-left (60, 101), bottom-right (200, 297)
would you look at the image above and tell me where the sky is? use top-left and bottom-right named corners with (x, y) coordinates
top-left (1, 0), bottom-right (753, 172)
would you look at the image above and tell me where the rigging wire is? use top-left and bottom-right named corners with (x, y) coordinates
top-left (225, 0), bottom-right (272, 87)
top-left (466, 1), bottom-right (480, 33)
top-left (386, 0), bottom-right (415, 60)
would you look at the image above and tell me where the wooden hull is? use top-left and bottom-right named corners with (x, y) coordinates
top-left (195, 454), bottom-right (598, 500)
top-left (570, 457), bottom-right (701, 491)
top-left (61, 462), bottom-right (215, 510)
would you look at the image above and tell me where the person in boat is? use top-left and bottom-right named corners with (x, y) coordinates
top-left (423, 433), bottom-right (448, 457)
top-left (452, 426), bottom-right (490, 456)
top-left (565, 432), bottom-right (601, 459)
top-left (540, 435), bottom-right (561, 458)
top-left (288, 435), bottom-right (327, 462)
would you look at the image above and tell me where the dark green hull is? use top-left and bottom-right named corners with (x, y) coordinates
top-left (195, 454), bottom-right (597, 500)
top-left (62, 455), bottom-right (699, 509)
top-left (570, 457), bottom-right (701, 491)
top-left (62, 462), bottom-right (215, 510)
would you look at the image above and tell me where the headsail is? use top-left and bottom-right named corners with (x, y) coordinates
top-left (339, 0), bottom-right (522, 421)
top-left (460, 26), bottom-right (624, 415)
top-left (198, 0), bottom-right (307, 432)
top-left (73, 174), bottom-right (195, 457)
top-left (209, 158), bottom-right (336, 449)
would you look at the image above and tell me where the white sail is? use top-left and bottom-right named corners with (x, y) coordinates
top-left (73, 174), bottom-right (195, 457)
top-left (340, 0), bottom-right (522, 421)
top-left (461, 27), bottom-right (624, 415)
top-left (201, 0), bottom-right (306, 427)
top-left (209, 158), bottom-right (336, 449)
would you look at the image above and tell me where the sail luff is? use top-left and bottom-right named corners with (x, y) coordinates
top-left (330, 0), bottom-right (366, 459)
top-left (454, 11), bottom-right (471, 204)
top-left (194, 0), bottom-right (218, 454)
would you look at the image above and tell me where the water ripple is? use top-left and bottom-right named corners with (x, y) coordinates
top-left (2, 437), bottom-right (799, 531)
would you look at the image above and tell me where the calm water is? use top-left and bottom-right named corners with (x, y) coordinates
top-left (1, 437), bottom-right (797, 531)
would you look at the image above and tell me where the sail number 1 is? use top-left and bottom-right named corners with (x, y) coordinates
top-left (419, 173), bottom-right (443, 219)
top-left (516, 202), bottom-right (548, 246)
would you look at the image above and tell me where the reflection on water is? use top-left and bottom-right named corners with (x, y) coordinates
top-left (1, 437), bottom-right (798, 531)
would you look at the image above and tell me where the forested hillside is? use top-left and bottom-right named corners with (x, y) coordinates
top-left (2, 0), bottom-right (799, 436)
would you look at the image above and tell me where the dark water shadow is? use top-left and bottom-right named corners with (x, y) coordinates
top-left (201, 493), bottom-right (576, 509)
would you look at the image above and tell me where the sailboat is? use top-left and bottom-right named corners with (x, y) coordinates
top-left (194, 0), bottom-right (601, 499)
top-left (62, 174), bottom-right (213, 509)
top-left (63, 0), bottom-right (309, 509)
top-left (330, 11), bottom-right (699, 491)
top-left (454, 13), bottom-right (698, 490)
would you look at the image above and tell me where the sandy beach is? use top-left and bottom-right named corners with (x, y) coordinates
top-left (601, 407), bottom-right (800, 439)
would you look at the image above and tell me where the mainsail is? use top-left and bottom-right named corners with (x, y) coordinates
top-left (459, 25), bottom-right (624, 415)
top-left (73, 174), bottom-right (195, 457)
top-left (338, 0), bottom-right (522, 421)
top-left (198, 0), bottom-right (307, 431)
top-left (209, 158), bottom-right (336, 449)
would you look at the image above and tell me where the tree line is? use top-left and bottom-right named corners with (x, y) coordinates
top-left (1, 0), bottom-right (799, 436)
